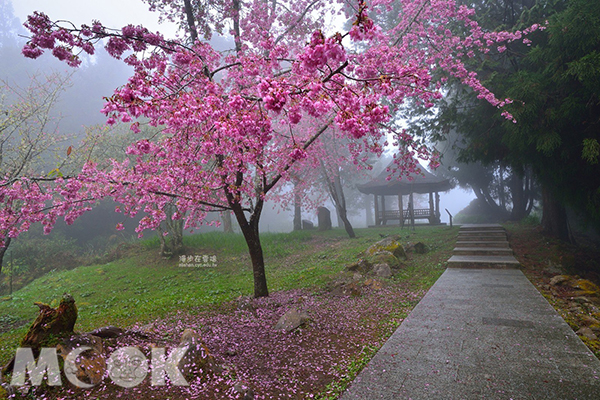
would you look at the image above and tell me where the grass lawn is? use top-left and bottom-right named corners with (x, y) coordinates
top-left (0, 225), bottom-right (457, 399)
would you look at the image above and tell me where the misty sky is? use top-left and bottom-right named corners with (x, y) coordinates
top-left (11, 0), bottom-right (179, 38)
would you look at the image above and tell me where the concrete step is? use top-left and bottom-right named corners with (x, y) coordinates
top-left (447, 255), bottom-right (520, 269)
top-left (457, 234), bottom-right (508, 242)
top-left (455, 241), bottom-right (510, 248)
top-left (457, 230), bottom-right (506, 237)
top-left (458, 223), bottom-right (504, 231)
top-left (453, 247), bottom-right (514, 256)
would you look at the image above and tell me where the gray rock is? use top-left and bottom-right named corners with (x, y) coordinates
top-left (302, 220), bottom-right (314, 230)
top-left (576, 327), bottom-right (598, 341)
top-left (233, 381), bottom-right (254, 399)
top-left (413, 242), bottom-right (428, 254)
top-left (178, 329), bottom-right (221, 376)
top-left (317, 207), bottom-right (332, 231)
top-left (328, 281), bottom-right (362, 297)
top-left (346, 259), bottom-right (372, 274)
top-left (550, 275), bottom-right (570, 286)
top-left (580, 315), bottom-right (600, 327)
top-left (274, 309), bottom-right (309, 332)
top-left (373, 263), bottom-right (392, 278)
top-left (88, 326), bottom-right (124, 339)
top-left (366, 238), bottom-right (407, 259)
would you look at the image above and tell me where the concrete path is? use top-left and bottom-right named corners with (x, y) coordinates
top-left (340, 228), bottom-right (600, 399)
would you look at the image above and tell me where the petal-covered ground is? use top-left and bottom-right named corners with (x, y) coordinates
top-left (28, 283), bottom-right (426, 399)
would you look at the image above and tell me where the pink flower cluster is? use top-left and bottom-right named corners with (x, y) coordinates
top-left (22, 11), bottom-right (170, 68)
top-left (298, 31), bottom-right (346, 74)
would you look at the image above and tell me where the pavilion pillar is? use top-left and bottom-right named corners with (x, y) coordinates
top-left (365, 195), bottom-right (373, 227)
top-left (398, 194), bottom-right (403, 227)
top-left (409, 192), bottom-right (415, 229)
top-left (374, 195), bottom-right (380, 226)
top-left (429, 192), bottom-right (434, 224)
top-left (435, 192), bottom-right (441, 223)
top-left (381, 195), bottom-right (387, 225)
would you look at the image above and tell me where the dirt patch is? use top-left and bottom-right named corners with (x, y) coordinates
top-left (0, 316), bottom-right (28, 335)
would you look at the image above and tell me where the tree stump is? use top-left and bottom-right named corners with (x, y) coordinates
top-left (2, 293), bottom-right (78, 375)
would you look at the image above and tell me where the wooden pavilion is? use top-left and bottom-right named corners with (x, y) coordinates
top-left (357, 161), bottom-right (452, 227)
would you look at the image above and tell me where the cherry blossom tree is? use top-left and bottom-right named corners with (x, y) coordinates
top-left (0, 73), bottom-right (74, 274)
top-left (2, 0), bottom-right (541, 297)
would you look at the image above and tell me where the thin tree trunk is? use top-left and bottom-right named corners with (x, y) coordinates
top-left (338, 207), bottom-right (356, 238)
top-left (156, 206), bottom-right (185, 257)
top-left (498, 164), bottom-right (506, 211)
top-left (0, 237), bottom-right (11, 276)
top-left (293, 192), bottom-right (302, 231)
top-left (183, 0), bottom-right (199, 42)
top-left (334, 175), bottom-right (345, 228)
top-left (169, 218), bottom-right (184, 255)
top-left (320, 163), bottom-right (356, 238)
top-left (232, 0), bottom-right (242, 54)
top-left (541, 185), bottom-right (571, 242)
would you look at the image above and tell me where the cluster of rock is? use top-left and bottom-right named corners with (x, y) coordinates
top-left (549, 275), bottom-right (600, 342)
top-left (346, 236), bottom-right (410, 279)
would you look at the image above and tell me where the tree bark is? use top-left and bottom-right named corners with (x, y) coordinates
top-left (293, 188), bottom-right (302, 231)
top-left (541, 185), bottom-right (571, 242)
top-left (320, 164), bottom-right (356, 238)
top-left (182, 0), bottom-right (198, 42)
top-left (3, 294), bottom-right (77, 374)
top-left (156, 206), bottom-right (185, 257)
top-left (235, 211), bottom-right (269, 298)
top-left (227, 193), bottom-right (269, 298)
top-left (509, 173), bottom-right (528, 221)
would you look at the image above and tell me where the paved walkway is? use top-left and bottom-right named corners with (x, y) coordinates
top-left (340, 227), bottom-right (600, 399)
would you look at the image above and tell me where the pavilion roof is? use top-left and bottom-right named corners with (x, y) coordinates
top-left (357, 161), bottom-right (452, 196)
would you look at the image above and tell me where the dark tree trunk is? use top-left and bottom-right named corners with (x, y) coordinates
top-left (541, 185), bottom-right (571, 242)
top-left (471, 184), bottom-right (507, 220)
top-left (229, 199), bottom-right (268, 298)
top-left (338, 207), bottom-right (356, 238)
top-left (509, 173), bottom-right (529, 221)
top-left (182, 0), bottom-right (199, 42)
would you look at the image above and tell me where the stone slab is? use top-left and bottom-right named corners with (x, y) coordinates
top-left (456, 241), bottom-right (510, 248)
top-left (447, 255), bottom-right (520, 268)
top-left (340, 269), bottom-right (600, 400)
top-left (453, 247), bottom-right (514, 256)
top-left (459, 224), bottom-right (505, 231)
top-left (457, 235), bottom-right (509, 242)
top-left (458, 230), bottom-right (507, 236)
